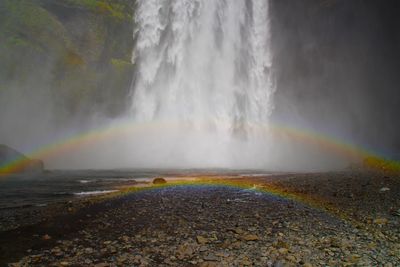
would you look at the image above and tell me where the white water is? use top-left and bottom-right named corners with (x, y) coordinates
top-left (128, 0), bottom-right (275, 168)
top-left (73, 190), bottom-right (118, 196)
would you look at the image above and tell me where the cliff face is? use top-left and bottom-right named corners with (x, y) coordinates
top-left (270, 0), bottom-right (400, 155)
top-left (0, 144), bottom-right (44, 173)
top-left (0, 0), bottom-right (135, 119)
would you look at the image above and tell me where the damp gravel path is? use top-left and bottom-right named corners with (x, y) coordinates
top-left (7, 185), bottom-right (399, 266)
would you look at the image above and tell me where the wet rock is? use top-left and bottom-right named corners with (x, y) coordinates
top-left (389, 208), bottom-right (400, 216)
top-left (42, 234), bottom-right (51, 240)
top-left (153, 177), bottom-right (167, 184)
top-left (117, 253), bottom-right (129, 264)
top-left (286, 255), bottom-right (297, 262)
top-left (84, 247), bottom-right (94, 254)
top-left (199, 245), bottom-right (208, 252)
top-left (278, 248), bottom-right (288, 254)
top-left (241, 258), bottom-right (252, 266)
top-left (373, 218), bottom-right (388, 225)
top-left (176, 243), bottom-right (195, 259)
top-left (273, 260), bottom-right (285, 267)
top-left (203, 254), bottom-right (219, 261)
top-left (199, 262), bottom-right (219, 267)
top-left (233, 228), bottom-right (244, 234)
top-left (197, 235), bottom-right (208, 244)
top-left (242, 234), bottom-right (259, 241)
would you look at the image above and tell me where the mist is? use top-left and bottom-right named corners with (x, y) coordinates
top-left (271, 0), bottom-right (400, 160)
top-left (1, 0), bottom-right (399, 171)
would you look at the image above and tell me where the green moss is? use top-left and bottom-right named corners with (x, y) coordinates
top-left (5, 36), bottom-right (30, 49)
top-left (111, 58), bottom-right (132, 72)
top-left (66, 0), bottom-right (98, 9)
top-left (0, 0), bottom-right (70, 53)
top-left (63, 0), bottom-right (132, 21)
top-left (0, 0), bottom-right (135, 118)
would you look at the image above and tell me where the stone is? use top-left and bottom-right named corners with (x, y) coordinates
top-left (42, 234), bottom-right (51, 240)
top-left (276, 240), bottom-right (289, 249)
top-left (373, 218), bottom-right (388, 225)
top-left (51, 247), bottom-right (61, 254)
top-left (230, 241), bottom-right (242, 249)
top-left (241, 259), bottom-right (252, 266)
top-left (286, 255), bottom-right (297, 262)
top-left (233, 228), bottom-right (244, 234)
top-left (164, 258), bottom-right (173, 265)
top-left (176, 243), bottom-right (195, 259)
top-left (153, 177), bottom-right (167, 184)
top-left (117, 254), bottom-right (129, 264)
top-left (199, 245), bottom-right (208, 252)
top-left (203, 254), bottom-right (219, 261)
top-left (84, 247), bottom-right (94, 254)
top-left (278, 248), bottom-right (288, 254)
top-left (273, 260), bottom-right (285, 267)
top-left (197, 235), bottom-right (208, 244)
top-left (242, 234), bottom-right (259, 241)
top-left (121, 235), bottom-right (130, 242)
top-left (199, 262), bottom-right (219, 267)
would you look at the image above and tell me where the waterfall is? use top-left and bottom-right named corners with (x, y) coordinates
top-left (129, 0), bottom-right (275, 168)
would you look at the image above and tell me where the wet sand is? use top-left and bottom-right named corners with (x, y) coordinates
top-left (1, 171), bottom-right (399, 266)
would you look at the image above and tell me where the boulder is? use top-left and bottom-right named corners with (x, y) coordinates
top-left (153, 177), bottom-right (167, 184)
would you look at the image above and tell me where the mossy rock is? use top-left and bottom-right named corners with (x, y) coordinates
top-left (61, 0), bottom-right (132, 21)
top-left (0, 0), bottom-right (135, 119)
top-left (153, 178), bottom-right (167, 185)
top-left (0, 0), bottom-right (71, 53)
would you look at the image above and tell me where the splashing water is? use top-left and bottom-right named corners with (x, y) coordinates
top-left (128, 0), bottom-right (275, 168)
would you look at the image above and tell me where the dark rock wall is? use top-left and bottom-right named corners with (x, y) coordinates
top-left (270, 0), bottom-right (400, 158)
top-left (0, 144), bottom-right (44, 173)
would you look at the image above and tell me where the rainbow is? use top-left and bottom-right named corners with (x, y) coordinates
top-left (1, 119), bottom-right (399, 174)
top-left (112, 177), bottom-right (350, 222)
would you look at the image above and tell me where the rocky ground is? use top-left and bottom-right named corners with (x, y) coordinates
top-left (1, 171), bottom-right (400, 266)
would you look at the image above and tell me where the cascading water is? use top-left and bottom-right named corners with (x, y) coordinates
top-left (129, 0), bottom-right (275, 168)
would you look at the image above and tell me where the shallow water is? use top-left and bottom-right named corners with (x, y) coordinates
top-left (0, 169), bottom-right (272, 210)
top-left (0, 170), bottom-right (157, 209)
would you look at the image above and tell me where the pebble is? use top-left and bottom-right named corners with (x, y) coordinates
top-left (42, 234), bottom-right (51, 240)
top-left (278, 248), bottom-right (288, 254)
top-left (203, 254), bottom-right (219, 261)
top-left (242, 234), bottom-right (259, 241)
top-left (199, 245), bottom-right (208, 252)
top-left (373, 218), bottom-right (388, 225)
top-left (197, 235), bottom-right (208, 244)
top-left (84, 247), bottom-right (93, 254)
